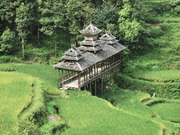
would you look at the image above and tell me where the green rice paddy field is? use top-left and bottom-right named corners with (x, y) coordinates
top-left (132, 70), bottom-right (180, 82)
top-left (0, 72), bottom-right (34, 134)
top-left (0, 63), bottom-right (59, 94)
top-left (53, 96), bottom-right (162, 135)
top-left (0, 2), bottom-right (180, 134)
top-left (0, 63), bottom-right (179, 135)
top-left (101, 89), bottom-right (180, 134)
top-left (151, 102), bottom-right (180, 122)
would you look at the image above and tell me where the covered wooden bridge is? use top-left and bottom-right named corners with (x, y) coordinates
top-left (54, 24), bottom-right (126, 95)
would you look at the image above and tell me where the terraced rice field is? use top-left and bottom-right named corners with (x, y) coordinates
top-left (0, 72), bottom-right (34, 134)
top-left (132, 70), bottom-right (180, 82)
top-left (53, 95), bottom-right (162, 135)
top-left (101, 89), bottom-right (180, 134)
top-left (0, 63), bottom-right (60, 94)
top-left (151, 101), bottom-right (180, 122)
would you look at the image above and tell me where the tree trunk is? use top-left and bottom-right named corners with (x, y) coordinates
top-left (54, 31), bottom-right (57, 58)
top-left (22, 37), bottom-right (25, 59)
top-left (55, 41), bottom-right (57, 58)
top-left (38, 22), bottom-right (40, 45)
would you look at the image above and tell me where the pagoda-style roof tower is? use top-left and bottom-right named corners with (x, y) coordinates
top-left (62, 46), bottom-right (83, 61)
top-left (56, 46), bottom-right (84, 71)
top-left (54, 23), bottom-right (126, 91)
top-left (100, 31), bottom-right (118, 45)
top-left (79, 24), bottom-right (102, 53)
top-left (80, 23), bottom-right (102, 37)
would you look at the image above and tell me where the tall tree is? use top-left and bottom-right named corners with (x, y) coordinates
top-left (93, 1), bottom-right (119, 30)
top-left (15, 2), bottom-right (33, 58)
top-left (0, 27), bottom-right (17, 54)
top-left (65, 0), bottom-right (93, 43)
top-left (0, 0), bottom-right (20, 31)
top-left (118, 0), bottom-right (147, 52)
top-left (39, 0), bottom-right (65, 57)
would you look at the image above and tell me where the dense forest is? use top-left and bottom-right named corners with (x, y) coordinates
top-left (0, 0), bottom-right (180, 135)
top-left (1, 0), bottom-right (178, 62)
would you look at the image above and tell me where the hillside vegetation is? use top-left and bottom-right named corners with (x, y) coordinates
top-left (0, 0), bottom-right (179, 134)
top-left (0, 72), bottom-right (33, 134)
top-left (117, 4), bottom-right (180, 99)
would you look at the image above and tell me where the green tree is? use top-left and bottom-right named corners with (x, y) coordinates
top-left (118, 0), bottom-right (147, 52)
top-left (0, 0), bottom-right (20, 31)
top-left (39, 0), bottom-right (65, 57)
top-left (93, 1), bottom-right (119, 30)
top-left (65, 0), bottom-right (93, 43)
top-left (0, 28), bottom-right (17, 54)
top-left (15, 2), bottom-right (33, 58)
top-left (118, 1), bottom-right (143, 42)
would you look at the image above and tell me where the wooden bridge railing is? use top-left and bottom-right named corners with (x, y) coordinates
top-left (61, 59), bottom-right (121, 89)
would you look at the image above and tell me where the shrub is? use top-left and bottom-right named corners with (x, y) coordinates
top-left (149, 27), bottom-right (164, 38)
top-left (0, 28), bottom-right (18, 55)
top-left (48, 56), bottom-right (62, 65)
top-left (0, 55), bottom-right (21, 63)
top-left (18, 121), bottom-right (42, 135)
top-left (41, 121), bottom-right (67, 135)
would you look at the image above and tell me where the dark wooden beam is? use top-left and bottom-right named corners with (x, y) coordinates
top-left (95, 80), bottom-right (97, 96)
top-left (78, 72), bottom-right (80, 90)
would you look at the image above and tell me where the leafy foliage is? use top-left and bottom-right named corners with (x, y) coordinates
top-left (39, 0), bottom-right (65, 36)
top-left (93, 1), bottom-right (118, 30)
top-left (15, 2), bottom-right (33, 58)
top-left (118, 0), bottom-right (145, 38)
top-left (0, 28), bottom-right (17, 54)
top-left (65, 0), bottom-right (93, 42)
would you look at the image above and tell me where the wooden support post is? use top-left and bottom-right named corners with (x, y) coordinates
top-left (83, 71), bottom-right (85, 83)
top-left (94, 65), bottom-right (96, 76)
top-left (84, 69), bottom-right (86, 81)
top-left (95, 80), bottom-right (97, 96)
top-left (101, 78), bottom-right (103, 93)
top-left (67, 70), bottom-right (69, 79)
top-left (58, 70), bottom-right (60, 88)
top-left (102, 61), bottom-right (104, 71)
top-left (96, 63), bottom-right (98, 74)
top-left (61, 69), bottom-right (64, 86)
top-left (78, 72), bottom-right (80, 90)
top-left (90, 82), bottom-right (92, 94)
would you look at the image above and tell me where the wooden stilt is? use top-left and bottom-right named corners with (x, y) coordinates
top-left (96, 63), bottom-right (98, 74)
top-left (58, 70), bottom-right (60, 88)
top-left (78, 72), bottom-right (80, 90)
top-left (90, 82), bottom-right (92, 94)
top-left (101, 78), bottom-right (103, 93)
top-left (61, 69), bottom-right (64, 86)
top-left (95, 80), bottom-right (97, 96)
